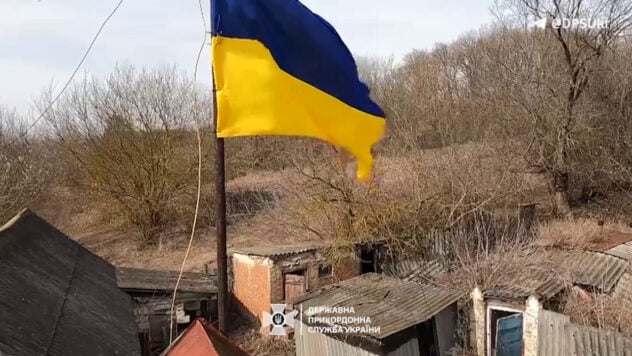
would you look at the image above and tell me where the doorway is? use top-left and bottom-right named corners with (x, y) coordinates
top-left (416, 319), bottom-right (439, 356)
top-left (283, 270), bottom-right (306, 303)
top-left (359, 247), bottom-right (377, 274)
top-left (487, 305), bottom-right (523, 356)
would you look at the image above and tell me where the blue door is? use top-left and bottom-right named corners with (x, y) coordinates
top-left (495, 314), bottom-right (523, 356)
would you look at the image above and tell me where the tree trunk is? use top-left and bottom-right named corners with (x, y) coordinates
top-left (549, 171), bottom-right (572, 216)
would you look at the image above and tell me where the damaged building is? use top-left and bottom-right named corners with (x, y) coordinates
top-left (230, 241), bottom-right (386, 326)
top-left (469, 237), bottom-right (632, 356)
top-left (116, 267), bottom-right (218, 355)
top-left (293, 273), bottom-right (464, 355)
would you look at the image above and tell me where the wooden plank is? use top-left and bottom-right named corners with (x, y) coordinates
top-left (116, 268), bottom-right (217, 294)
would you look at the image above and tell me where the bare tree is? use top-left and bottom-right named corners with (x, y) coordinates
top-left (41, 66), bottom-right (212, 242)
top-left (497, 0), bottom-right (632, 214)
top-left (0, 107), bottom-right (44, 222)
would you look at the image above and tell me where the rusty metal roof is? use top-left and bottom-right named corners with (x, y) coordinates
top-left (231, 242), bottom-right (324, 258)
top-left (591, 232), bottom-right (632, 252)
top-left (295, 273), bottom-right (464, 340)
top-left (162, 319), bottom-right (248, 356)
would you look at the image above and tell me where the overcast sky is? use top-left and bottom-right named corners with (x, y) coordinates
top-left (0, 0), bottom-right (494, 114)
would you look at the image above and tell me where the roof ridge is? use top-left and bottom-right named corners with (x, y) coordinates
top-left (43, 243), bottom-right (81, 355)
top-left (0, 208), bottom-right (33, 233)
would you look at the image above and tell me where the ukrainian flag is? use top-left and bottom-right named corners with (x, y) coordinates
top-left (212, 0), bottom-right (386, 180)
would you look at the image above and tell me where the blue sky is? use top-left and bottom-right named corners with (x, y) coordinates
top-left (0, 0), bottom-right (494, 114)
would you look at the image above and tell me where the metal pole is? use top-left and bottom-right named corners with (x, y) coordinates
top-left (210, 0), bottom-right (229, 333)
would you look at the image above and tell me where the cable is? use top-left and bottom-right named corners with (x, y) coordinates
top-left (169, 0), bottom-right (209, 343)
top-left (1, 0), bottom-right (125, 150)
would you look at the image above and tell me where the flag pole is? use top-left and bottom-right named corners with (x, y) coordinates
top-left (210, 0), bottom-right (229, 333)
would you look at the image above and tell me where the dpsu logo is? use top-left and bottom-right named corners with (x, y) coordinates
top-left (530, 17), bottom-right (609, 30)
top-left (262, 304), bottom-right (298, 336)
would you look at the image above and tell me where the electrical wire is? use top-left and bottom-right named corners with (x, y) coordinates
top-left (1, 0), bottom-right (125, 150)
top-left (169, 0), bottom-right (210, 343)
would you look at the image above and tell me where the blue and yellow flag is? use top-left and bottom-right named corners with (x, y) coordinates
top-left (211, 0), bottom-right (386, 180)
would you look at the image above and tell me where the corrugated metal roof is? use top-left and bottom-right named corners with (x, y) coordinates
top-left (484, 249), bottom-right (628, 301)
top-left (382, 258), bottom-right (446, 285)
top-left (567, 250), bottom-right (628, 292)
top-left (232, 243), bottom-right (324, 258)
top-left (484, 269), bottom-right (567, 301)
top-left (607, 241), bottom-right (632, 262)
top-left (296, 273), bottom-right (464, 340)
top-left (614, 271), bottom-right (632, 304)
top-left (538, 310), bottom-right (632, 356)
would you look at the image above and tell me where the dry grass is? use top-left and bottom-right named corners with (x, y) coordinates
top-left (564, 288), bottom-right (632, 338)
top-left (230, 330), bottom-right (294, 356)
top-left (536, 217), bottom-right (632, 250)
top-left (39, 182), bottom-right (317, 272)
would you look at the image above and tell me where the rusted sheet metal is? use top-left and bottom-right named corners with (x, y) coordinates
top-left (162, 319), bottom-right (248, 356)
top-left (538, 310), bottom-right (632, 356)
top-left (607, 241), bottom-right (632, 262)
top-left (567, 251), bottom-right (628, 292)
top-left (296, 273), bottom-right (464, 340)
top-left (592, 232), bottom-right (632, 252)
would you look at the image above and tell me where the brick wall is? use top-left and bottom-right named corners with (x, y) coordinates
top-left (232, 253), bottom-right (272, 325)
top-left (232, 251), bottom-right (362, 326)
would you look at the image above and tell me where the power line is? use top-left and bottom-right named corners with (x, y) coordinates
top-left (169, 0), bottom-right (210, 342)
top-left (1, 0), bottom-right (125, 150)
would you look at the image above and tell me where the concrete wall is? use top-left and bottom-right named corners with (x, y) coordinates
top-left (470, 287), bottom-right (486, 356)
top-left (469, 289), bottom-right (542, 356)
top-left (522, 295), bottom-right (541, 356)
top-left (232, 253), bottom-right (272, 325)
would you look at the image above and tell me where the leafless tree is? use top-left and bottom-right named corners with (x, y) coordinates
top-left (496, 0), bottom-right (632, 214)
top-left (40, 65), bottom-right (212, 242)
top-left (0, 107), bottom-right (44, 222)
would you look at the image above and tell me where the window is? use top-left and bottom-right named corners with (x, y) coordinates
top-left (318, 264), bottom-right (333, 277)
